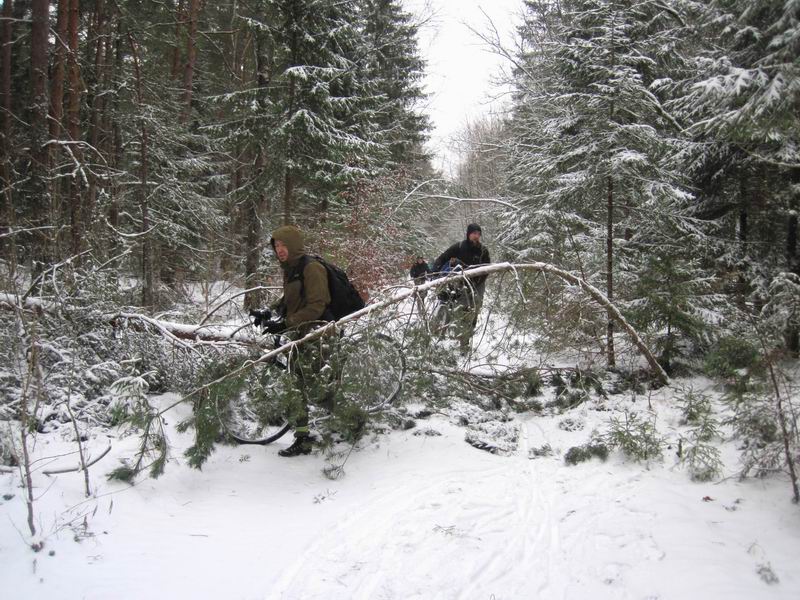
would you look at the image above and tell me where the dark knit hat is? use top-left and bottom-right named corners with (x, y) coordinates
top-left (466, 223), bottom-right (482, 236)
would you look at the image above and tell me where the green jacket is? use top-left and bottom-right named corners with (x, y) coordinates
top-left (270, 225), bottom-right (331, 328)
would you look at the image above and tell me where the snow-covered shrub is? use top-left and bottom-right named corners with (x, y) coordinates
top-left (109, 375), bottom-right (152, 425)
top-left (464, 419), bottom-right (520, 455)
top-left (723, 383), bottom-right (796, 479)
top-left (528, 443), bottom-right (553, 459)
top-left (703, 335), bottom-right (761, 378)
top-left (559, 416), bottom-right (585, 432)
top-left (605, 411), bottom-right (664, 462)
top-left (546, 368), bottom-right (604, 412)
top-left (0, 310), bottom-right (123, 432)
top-left (681, 434), bottom-right (723, 482)
top-left (107, 373), bottom-right (170, 482)
top-left (761, 272), bottom-right (800, 349)
top-left (674, 386), bottom-right (724, 480)
top-left (509, 397), bottom-right (544, 413)
top-left (564, 441), bottom-right (609, 465)
top-left (0, 432), bottom-right (16, 468)
top-left (676, 387), bottom-right (713, 425)
top-left (681, 416), bottom-right (723, 481)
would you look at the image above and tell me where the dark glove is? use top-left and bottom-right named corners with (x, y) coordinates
top-left (249, 309), bottom-right (272, 329)
top-left (263, 319), bottom-right (286, 335)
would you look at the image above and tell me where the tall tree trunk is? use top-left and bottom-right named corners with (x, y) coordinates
top-left (0, 0), bottom-right (10, 142)
top-left (1, 0), bottom-right (14, 270)
top-left (128, 33), bottom-right (153, 308)
top-left (67, 0), bottom-right (84, 258)
top-left (85, 0), bottom-right (107, 252)
top-left (282, 14), bottom-right (298, 224)
top-left (106, 15), bottom-right (123, 254)
top-left (605, 9), bottom-right (616, 368)
top-left (48, 0), bottom-right (69, 159)
top-left (606, 175), bottom-right (616, 367)
top-left (28, 0), bottom-right (51, 274)
top-left (738, 209), bottom-right (748, 245)
top-left (254, 26), bottom-right (272, 217)
top-left (788, 213), bottom-right (799, 356)
top-left (283, 171), bottom-right (293, 225)
top-left (47, 0), bottom-right (69, 258)
top-left (243, 148), bottom-right (266, 311)
top-left (171, 0), bottom-right (185, 80)
top-left (1, 2), bottom-right (12, 167)
top-left (180, 0), bottom-right (199, 123)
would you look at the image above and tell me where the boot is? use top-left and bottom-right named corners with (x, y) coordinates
top-left (278, 435), bottom-right (313, 457)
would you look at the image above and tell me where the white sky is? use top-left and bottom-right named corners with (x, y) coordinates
top-left (403, 0), bottom-right (522, 175)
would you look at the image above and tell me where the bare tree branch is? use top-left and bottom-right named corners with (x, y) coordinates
top-left (42, 443), bottom-right (112, 476)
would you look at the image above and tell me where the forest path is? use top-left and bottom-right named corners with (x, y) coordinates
top-left (262, 415), bottom-right (726, 600)
top-left (3, 400), bottom-right (800, 600)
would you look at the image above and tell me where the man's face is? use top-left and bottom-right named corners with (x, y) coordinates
top-left (274, 239), bottom-right (289, 262)
top-left (468, 231), bottom-right (481, 244)
top-left (417, 258), bottom-right (425, 264)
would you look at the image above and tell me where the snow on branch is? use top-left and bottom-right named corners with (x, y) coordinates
top-left (6, 262), bottom-right (670, 388)
top-left (416, 193), bottom-right (520, 211)
top-left (169, 262), bottom-right (669, 413)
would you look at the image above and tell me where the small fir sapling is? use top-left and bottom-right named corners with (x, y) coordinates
top-left (605, 411), bottom-right (665, 462)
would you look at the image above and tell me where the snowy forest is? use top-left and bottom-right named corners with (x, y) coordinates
top-left (2, 0), bottom-right (800, 598)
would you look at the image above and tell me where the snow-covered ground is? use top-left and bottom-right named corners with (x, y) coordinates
top-left (3, 382), bottom-right (799, 600)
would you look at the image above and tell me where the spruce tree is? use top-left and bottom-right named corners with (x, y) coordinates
top-left (360, 0), bottom-right (430, 169)
top-left (675, 0), bottom-right (800, 349)
top-left (502, 0), bottom-right (695, 366)
top-left (249, 0), bottom-right (388, 222)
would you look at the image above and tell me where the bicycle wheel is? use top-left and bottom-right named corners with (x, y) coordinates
top-left (218, 356), bottom-right (293, 445)
top-left (337, 332), bottom-right (406, 412)
top-left (431, 300), bottom-right (458, 338)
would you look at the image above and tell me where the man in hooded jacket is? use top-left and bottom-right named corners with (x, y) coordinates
top-left (432, 224), bottom-right (491, 352)
top-left (267, 225), bottom-right (332, 457)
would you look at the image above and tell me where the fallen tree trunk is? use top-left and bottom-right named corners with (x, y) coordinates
top-left (363, 261), bottom-right (669, 386)
top-left (2, 261), bottom-right (670, 386)
top-left (160, 262), bottom-right (669, 418)
top-left (0, 292), bottom-right (259, 345)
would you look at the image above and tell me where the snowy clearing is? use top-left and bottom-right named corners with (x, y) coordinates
top-left (2, 385), bottom-right (799, 600)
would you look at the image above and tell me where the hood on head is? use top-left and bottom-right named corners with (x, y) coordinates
top-left (270, 225), bottom-right (305, 263)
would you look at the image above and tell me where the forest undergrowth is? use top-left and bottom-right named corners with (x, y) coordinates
top-left (1, 259), bottom-right (798, 552)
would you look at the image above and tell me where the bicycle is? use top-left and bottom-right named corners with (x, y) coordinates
top-left (218, 310), bottom-right (406, 445)
top-left (429, 265), bottom-right (475, 339)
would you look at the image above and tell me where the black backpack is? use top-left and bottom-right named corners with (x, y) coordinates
top-left (298, 254), bottom-right (366, 320)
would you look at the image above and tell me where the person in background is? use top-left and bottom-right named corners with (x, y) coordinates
top-left (409, 255), bottom-right (432, 311)
top-left (432, 224), bottom-right (491, 353)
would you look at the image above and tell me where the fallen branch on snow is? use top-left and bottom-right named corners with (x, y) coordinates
top-left (42, 443), bottom-right (113, 476)
top-left (5, 262), bottom-right (670, 388)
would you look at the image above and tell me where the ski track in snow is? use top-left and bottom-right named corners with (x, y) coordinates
top-left (261, 415), bottom-right (799, 600)
top-left (3, 400), bottom-right (800, 600)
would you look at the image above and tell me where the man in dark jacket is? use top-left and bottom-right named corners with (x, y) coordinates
top-left (267, 225), bottom-right (332, 457)
top-left (409, 256), bottom-right (431, 310)
top-left (432, 224), bottom-right (491, 352)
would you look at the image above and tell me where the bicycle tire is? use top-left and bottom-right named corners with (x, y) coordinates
top-left (220, 331), bottom-right (406, 444)
top-left (218, 356), bottom-right (293, 445)
top-left (431, 301), bottom-right (454, 338)
top-left (337, 331), bottom-right (406, 412)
